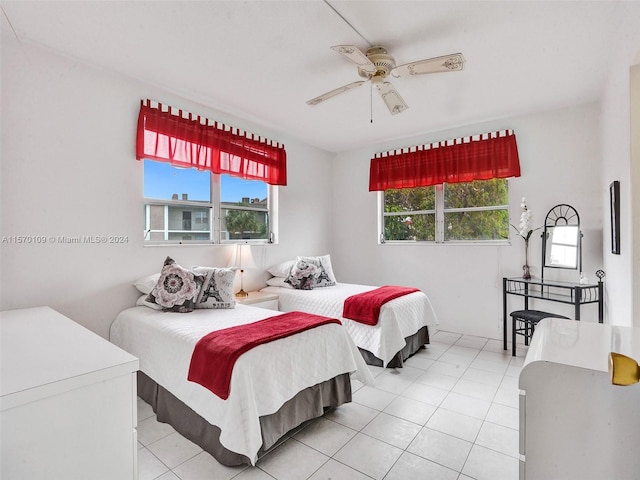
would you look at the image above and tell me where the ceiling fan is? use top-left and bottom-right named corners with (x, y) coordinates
top-left (306, 45), bottom-right (465, 115)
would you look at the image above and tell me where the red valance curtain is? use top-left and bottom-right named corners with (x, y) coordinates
top-left (369, 130), bottom-right (520, 191)
top-left (136, 100), bottom-right (287, 186)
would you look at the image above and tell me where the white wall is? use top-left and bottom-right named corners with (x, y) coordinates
top-left (332, 104), bottom-right (605, 339)
top-left (600, 59), bottom-right (638, 327)
top-left (631, 63), bottom-right (640, 327)
top-left (0, 39), bottom-right (335, 338)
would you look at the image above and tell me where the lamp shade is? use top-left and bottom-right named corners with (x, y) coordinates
top-left (233, 244), bottom-right (257, 270)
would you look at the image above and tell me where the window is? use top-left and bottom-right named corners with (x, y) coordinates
top-left (381, 178), bottom-right (509, 243)
top-left (143, 159), bottom-right (273, 244)
top-left (220, 175), bottom-right (269, 241)
top-left (383, 186), bottom-right (436, 241)
top-left (195, 211), bottom-right (208, 225)
top-left (372, 129), bottom-right (518, 244)
top-left (137, 100), bottom-right (285, 244)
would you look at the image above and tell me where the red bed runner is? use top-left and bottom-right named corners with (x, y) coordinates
top-left (187, 311), bottom-right (341, 400)
top-left (343, 286), bottom-right (420, 326)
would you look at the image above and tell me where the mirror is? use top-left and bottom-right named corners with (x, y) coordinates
top-left (545, 225), bottom-right (579, 268)
top-left (542, 204), bottom-right (582, 279)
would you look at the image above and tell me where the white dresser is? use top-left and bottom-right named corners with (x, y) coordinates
top-left (519, 318), bottom-right (640, 480)
top-left (0, 307), bottom-right (139, 480)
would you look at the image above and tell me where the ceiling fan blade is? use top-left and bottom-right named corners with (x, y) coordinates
top-left (306, 81), bottom-right (367, 106)
top-left (330, 45), bottom-right (376, 75)
top-left (376, 81), bottom-right (408, 115)
top-left (391, 53), bottom-right (465, 78)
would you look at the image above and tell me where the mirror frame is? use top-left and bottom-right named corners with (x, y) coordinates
top-left (541, 204), bottom-right (582, 280)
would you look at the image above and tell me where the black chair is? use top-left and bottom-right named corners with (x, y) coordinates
top-left (510, 309), bottom-right (569, 356)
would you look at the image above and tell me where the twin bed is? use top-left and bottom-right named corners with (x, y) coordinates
top-left (261, 254), bottom-right (439, 367)
top-left (261, 282), bottom-right (438, 367)
top-left (110, 303), bottom-right (372, 466)
top-left (109, 254), bottom-right (437, 466)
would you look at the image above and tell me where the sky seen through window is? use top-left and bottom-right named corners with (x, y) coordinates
top-left (143, 160), bottom-right (267, 203)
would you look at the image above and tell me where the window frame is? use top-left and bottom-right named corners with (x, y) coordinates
top-left (379, 180), bottom-right (510, 245)
top-left (143, 162), bottom-right (276, 245)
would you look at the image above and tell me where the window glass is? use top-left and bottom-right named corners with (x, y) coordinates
top-left (143, 160), bottom-right (210, 202)
top-left (221, 175), bottom-right (266, 203)
top-left (143, 160), bottom-right (272, 244)
top-left (382, 179), bottom-right (509, 243)
top-left (444, 210), bottom-right (509, 241)
top-left (384, 187), bottom-right (435, 241)
top-left (221, 176), bottom-right (268, 241)
top-left (444, 179), bottom-right (509, 241)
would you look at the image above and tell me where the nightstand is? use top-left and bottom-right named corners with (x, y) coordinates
top-left (235, 291), bottom-right (279, 311)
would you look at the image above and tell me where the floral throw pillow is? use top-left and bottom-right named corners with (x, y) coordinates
top-left (146, 257), bottom-right (203, 313)
top-left (285, 257), bottom-right (321, 290)
top-left (192, 266), bottom-right (237, 309)
top-left (293, 255), bottom-right (337, 288)
top-left (310, 254), bottom-right (337, 287)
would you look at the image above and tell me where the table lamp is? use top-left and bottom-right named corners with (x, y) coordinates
top-left (233, 243), bottom-right (256, 298)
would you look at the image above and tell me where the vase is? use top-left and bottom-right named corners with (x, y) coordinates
top-left (522, 239), bottom-right (531, 280)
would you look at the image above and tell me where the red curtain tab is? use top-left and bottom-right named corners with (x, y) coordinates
top-left (369, 130), bottom-right (521, 191)
top-left (136, 100), bottom-right (287, 186)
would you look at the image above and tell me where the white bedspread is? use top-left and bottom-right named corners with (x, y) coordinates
top-left (261, 283), bottom-right (439, 366)
top-left (109, 304), bottom-right (373, 464)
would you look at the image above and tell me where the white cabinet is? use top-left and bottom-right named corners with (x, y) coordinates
top-left (1, 307), bottom-right (139, 480)
top-left (236, 291), bottom-right (279, 311)
top-left (519, 318), bottom-right (640, 480)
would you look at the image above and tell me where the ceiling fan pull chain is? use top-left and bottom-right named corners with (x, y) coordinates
top-left (370, 82), bottom-right (373, 124)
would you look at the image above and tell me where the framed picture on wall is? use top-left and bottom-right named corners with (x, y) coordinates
top-left (610, 180), bottom-right (620, 255)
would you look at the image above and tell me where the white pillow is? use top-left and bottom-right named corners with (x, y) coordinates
top-left (134, 273), bottom-right (161, 294)
top-left (136, 294), bottom-right (163, 310)
top-left (265, 277), bottom-right (293, 288)
top-left (192, 266), bottom-right (237, 309)
top-left (267, 260), bottom-right (295, 278)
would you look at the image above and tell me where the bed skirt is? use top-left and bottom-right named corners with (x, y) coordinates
top-left (359, 325), bottom-right (430, 368)
top-left (137, 371), bottom-right (352, 466)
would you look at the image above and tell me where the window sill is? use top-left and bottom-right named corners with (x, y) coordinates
top-left (143, 241), bottom-right (276, 247)
top-left (380, 240), bottom-right (510, 246)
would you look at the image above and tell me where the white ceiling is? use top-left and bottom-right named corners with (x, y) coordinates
top-left (2, 1), bottom-right (640, 153)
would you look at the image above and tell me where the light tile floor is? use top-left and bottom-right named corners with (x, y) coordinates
top-left (137, 330), bottom-right (528, 480)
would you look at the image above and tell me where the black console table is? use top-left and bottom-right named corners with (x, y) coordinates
top-left (502, 277), bottom-right (604, 351)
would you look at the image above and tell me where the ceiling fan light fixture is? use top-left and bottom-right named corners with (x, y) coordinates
top-left (370, 74), bottom-right (384, 88)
